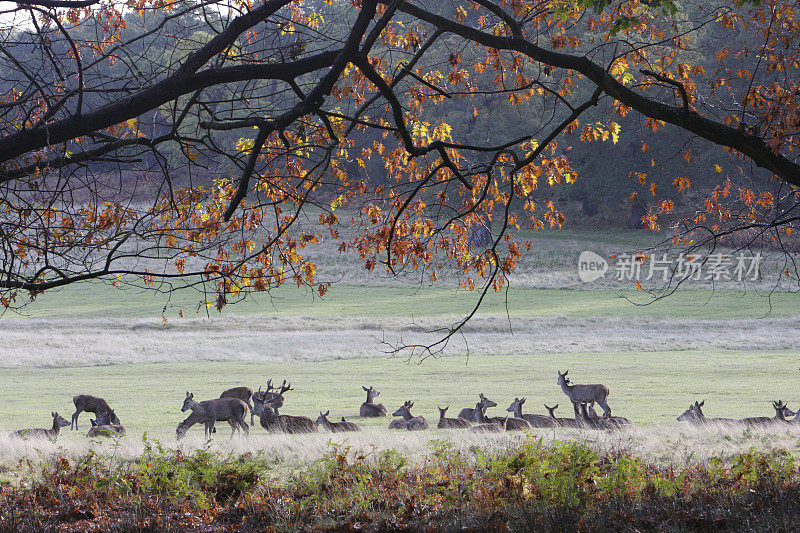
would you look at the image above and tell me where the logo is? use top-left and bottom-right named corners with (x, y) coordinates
top-left (578, 251), bottom-right (608, 283)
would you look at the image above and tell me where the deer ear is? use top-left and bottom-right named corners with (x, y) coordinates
top-left (363, 386), bottom-right (369, 391)
top-left (699, 400), bottom-right (704, 407)
top-left (52, 412), bottom-right (56, 417)
top-left (324, 410), bottom-right (330, 416)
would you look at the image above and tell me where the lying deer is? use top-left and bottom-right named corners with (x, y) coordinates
top-left (676, 400), bottom-right (739, 427)
top-left (71, 394), bottom-right (120, 430)
top-left (87, 418), bottom-right (126, 438)
top-left (11, 412), bottom-right (70, 439)
top-left (220, 386), bottom-right (255, 425)
top-left (557, 370), bottom-right (612, 418)
top-left (252, 379), bottom-right (293, 417)
top-left (469, 402), bottom-right (507, 433)
top-left (360, 386), bottom-right (388, 417)
top-left (544, 403), bottom-right (581, 428)
top-left (437, 406), bottom-right (471, 429)
top-left (259, 403), bottom-right (317, 434)
top-left (458, 393), bottom-right (497, 422)
top-left (316, 411), bottom-right (361, 432)
top-left (506, 398), bottom-right (558, 428)
top-left (181, 392), bottom-right (249, 439)
top-left (584, 401), bottom-right (633, 429)
top-left (388, 401), bottom-right (428, 430)
top-left (739, 400), bottom-right (794, 426)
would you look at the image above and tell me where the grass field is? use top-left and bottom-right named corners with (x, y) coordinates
top-left (0, 229), bottom-right (799, 477)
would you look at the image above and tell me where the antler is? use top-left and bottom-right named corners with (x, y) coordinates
top-left (278, 380), bottom-right (293, 395)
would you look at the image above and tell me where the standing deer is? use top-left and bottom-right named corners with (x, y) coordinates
top-left (259, 403), bottom-right (317, 433)
top-left (388, 401), bottom-right (428, 430)
top-left (469, 402), bottom-right (507, 433)
top-left (506, 398), bottom-right (558, 428)
top-left (177, 410), bottom-right (238, 440)
top-left (181, 392), bottom-right (249, 439)
top-left (252, 379), bottom-right (293, 417)
top-left (87, 419), bottom-right (126, 438)
top-left (557, 370), bottom-right (612, 418)
top-left (544, 404), bottom-right (581, 428)
top-left (437, 406), bottom-right (472, 429)
top-left (360, 386), bottom-right (388, 417)
top-left (71, 395), bottom-right (120, 430)
top-left (458, 393), bottom-right (497, 422)
top-left (220, 386), bottom-right (255, 425)
top-left (316, 411), bottom-right (361, 432)
top-left (11, 412), bottom-right (70, 439)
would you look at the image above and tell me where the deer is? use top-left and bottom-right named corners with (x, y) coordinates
top-left (181, 392), bottom-right (249, 439)
top-left (220, 386), bottom-right (255, 425)
top-left (360, 386), bottom-right (388, 417)
top-left (437, 406), bottom-right (472, 429)
top-left (11, 412), bottom-right (70, 439)
top-left (388, 401), bottom-right (428, 430)
top-left (738, 400), bottom-right (795, 426)
top-left (457, 393), bottom-right (497, 422)
top-left (557, 370), bottom-right (612, 418)
top-left (71, 394), bottom-right (120, 430)
top-left (469, 402), bottom-right (507, 433)
top-left (252, 379), bottom-right (293, 417)
top-left (584, 401), bottom-right (633, 429)
top-left (87, 418), bottom-right (126, 438)
top-left (316, 411), bottom-right (361, 432)
top-left (543, 403), bottom-right (581, 428)
top-left (506, 398), bottom-right (558, 428)
top-left (676, 400), bottom-right (739, 427)
top-left (259, 403), bottom-right (318, 434)
top-left (177, 410), bottom-right (240, 440)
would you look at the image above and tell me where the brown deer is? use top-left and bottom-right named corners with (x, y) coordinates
top-left (676, 400), bottom-right (739, 427)
top-left (71, 395), bottom-right (120, 430)
top-left (181, 392), bottom-right (249, 439)
top-left (469, 403), bottom-right (507, 433)
top-left (220, 386), bottom-right (255, 425)
top-left (11, 412), bottom-right (70, 439)
top-left (557, 370), bottom-right (612, 418)
top-left (87, 418), bottom-right (126, 438)
top-left (457, 393), bottom-right (497, 422)
top-left (584, 401), bottom-right (633, 429)
top-left (388, 401), bottom-right (428, 430)
top-left (177, 410), bottom-right (241, 440)
top-left (437, 406), bottom-right (472, 429)
top-left (316, 411), bottom-right (361, 432)
top-left (506, 398), bottom-right (558, 428)
top-left (252, 379), bottom-right (293, 417)
top-left (360, 386), bottom-right (388, 417)
top-left (259, 403), bottom-right (317, 434)
top-left (544, 403), bottom-right (581, 428)
top-left (738, 400), bottom-right (795, 426)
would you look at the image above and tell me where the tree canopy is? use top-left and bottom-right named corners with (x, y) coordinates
top-left (0, 0), bottom-right (797, 328)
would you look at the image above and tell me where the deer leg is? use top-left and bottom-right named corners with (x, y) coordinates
top-left (597, 397), bottom-right (612, 418)
top-left (246, 400), bottom-right (254, 425)
top-left (71, 409), bottom-right (82, 431)
top-left (227, 419), bottom-right (237, 439)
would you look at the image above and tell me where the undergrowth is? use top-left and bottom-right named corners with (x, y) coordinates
top-left (3, 435), bottom-right (800, 531)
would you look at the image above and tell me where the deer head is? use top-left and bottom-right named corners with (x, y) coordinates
top-left (181, 392), bottom-right (194, 412)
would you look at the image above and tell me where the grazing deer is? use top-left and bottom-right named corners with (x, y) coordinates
top-left (252, 379), bottom-right (293, 417)
top-left (11, 412), bottom-right (70, 439)
top-left (458, 393), bottom-right (497, 422)
top-left (71, 395), bottom-right (120, 430)
top-left (220, 386), bottom-right (255, 425)
top-left (469, 402), bottom-right (506, 433)
top-left (388, 401), bottom-right (428, 430)
top-left (506, 398), bottom-right (558, 428)
top-left (544, 403), bottom-right (581, 428)
top-left (557, 370), bottom-right (612, 418)
top-left (87, 419), bottom-right (126, 438)
top-left (360, 386), bottom-right (388, 417)
top-left (437, 406), bottom-right (472, 429)
top-left (739, 400), bottom-right (794, 426)
top-left (177, 410), bottom-right (239, 440)
top-left (259, 403), bottom-right (318, 434)
top-left (181, 392), bottom-right (249, 439)
top-left (316, 411), bottom-right (361, 432)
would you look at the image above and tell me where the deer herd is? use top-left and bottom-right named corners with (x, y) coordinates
top-left (9, 370), bottom-right (800, 440)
